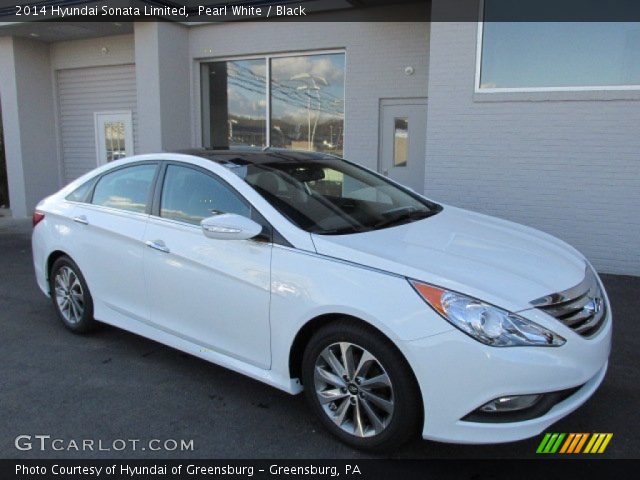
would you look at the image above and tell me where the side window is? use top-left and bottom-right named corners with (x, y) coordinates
top-left (92, 164), bottom-right (157, 213)
top-left (160, 165), bottom-right (250, 225)
top-left (66, 178), bottom-right (97, 203)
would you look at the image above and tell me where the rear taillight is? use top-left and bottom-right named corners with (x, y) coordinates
top-left (32, 211), bottom-right (45, 227)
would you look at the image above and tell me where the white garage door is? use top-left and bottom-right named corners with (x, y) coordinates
top-left (57, 64), bottom-right (139, 184)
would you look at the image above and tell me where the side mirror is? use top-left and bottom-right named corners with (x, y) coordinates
top-left (201, 214), bottom-right (262, 241)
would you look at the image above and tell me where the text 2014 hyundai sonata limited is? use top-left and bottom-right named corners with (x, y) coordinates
top-left (32, 149), bottom-right (611, 451)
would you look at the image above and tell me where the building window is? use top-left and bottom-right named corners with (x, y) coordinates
top-left (393, 118), bottom-right (408, 167)
top-left (477, 0), bottom-right (640, 91)
top-left (270, 53), bottom-right (345, 154)
top-left (201, 52), bottom-right (345, 155)
top-left (201, 59), bottom-right (267, 148)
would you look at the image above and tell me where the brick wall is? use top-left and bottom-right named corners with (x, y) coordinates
top-left (426, 1), bottom-right (640, 275)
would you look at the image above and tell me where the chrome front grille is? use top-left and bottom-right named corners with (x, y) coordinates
top-left (531, 267), bottom-right (607, 338)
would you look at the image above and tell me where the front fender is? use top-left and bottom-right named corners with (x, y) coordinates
top-left (268, 246), bottom-right (454, 381)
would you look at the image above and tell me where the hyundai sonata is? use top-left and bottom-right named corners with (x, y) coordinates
top-left (32, 149), bottom-right (611, 451)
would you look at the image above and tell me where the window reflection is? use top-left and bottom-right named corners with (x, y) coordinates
top-left (92, 164), bottom-right (156, 213)
top-left (201, 59), bottom-right (267, 148)
top-left (270, 54), bottom-right (345, 155)
top-left (393, 118), bottom-right (408, 167)
top-left (200, 53), bottom-right (345, 154)
top-left (160, 165), bottom-right (250, 225)
top-left (480, 3), bottom-right (640, 89)
top-left (104, 122), bottom-right (126, 162)
top-left (238, 159), bottom-right (432, 234)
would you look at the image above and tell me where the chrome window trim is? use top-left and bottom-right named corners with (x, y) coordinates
top-left (65, 201), bottom-right (152, 221)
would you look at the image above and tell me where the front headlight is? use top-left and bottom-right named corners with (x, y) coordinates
top-left (409, 280), bottom-right (565, 347)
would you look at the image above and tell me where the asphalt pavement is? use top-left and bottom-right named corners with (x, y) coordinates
top-left (1, 219), bottom-right (638, 459)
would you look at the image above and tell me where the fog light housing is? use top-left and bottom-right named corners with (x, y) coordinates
top-left (462, 386), bottom-right (583, 423)
top-left (479, 394), bottom-right (542, 413)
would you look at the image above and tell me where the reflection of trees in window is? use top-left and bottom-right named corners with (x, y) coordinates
top-left (104, 122), bottom-right (126, 162)
top-left (201, 53), bottom-right (345, 155)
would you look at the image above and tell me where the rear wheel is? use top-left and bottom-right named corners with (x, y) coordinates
top-left (302, 320), bottom-right (422, 452)
top-left (49, 256), bottom-right (96, 333)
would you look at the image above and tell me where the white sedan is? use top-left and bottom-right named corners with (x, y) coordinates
top-left (32, 149), bottom-right (611, 451)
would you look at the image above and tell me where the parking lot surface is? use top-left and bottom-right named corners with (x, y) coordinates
top-left (1, 219), bottom-right (638, 458)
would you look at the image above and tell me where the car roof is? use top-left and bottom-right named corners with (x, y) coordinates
top-left (172, 148), bottom-right (340, 167)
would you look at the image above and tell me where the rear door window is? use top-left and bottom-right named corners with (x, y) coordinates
top-left (92, 164), bottom-right (157, 213)
top-left (66, 178), bottom-right (97, 203)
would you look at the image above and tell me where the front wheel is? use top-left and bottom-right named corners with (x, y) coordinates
top-left (49, 256), bottom-right (96, 333)
top-left (302, 320), bottom-right (422, 452)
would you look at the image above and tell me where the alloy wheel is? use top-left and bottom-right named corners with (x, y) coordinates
top-left (314, 342), bottom-right (394, 438)
top-left (54, 266), bottom-right (85, 324)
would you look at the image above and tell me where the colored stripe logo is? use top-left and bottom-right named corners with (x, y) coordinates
top-left (536, 433), bottom-right (613, 454)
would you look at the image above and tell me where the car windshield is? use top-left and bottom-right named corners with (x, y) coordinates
top-left (228, 156), bottom-right (441, 235)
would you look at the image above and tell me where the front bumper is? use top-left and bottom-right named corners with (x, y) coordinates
top-left (402, 309), bottom-right (611, 444)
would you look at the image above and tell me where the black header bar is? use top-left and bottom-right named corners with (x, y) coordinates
top-left (3, 459), bottom-right (639, 480)
top-left (2, 0), bottom-right (640, 22)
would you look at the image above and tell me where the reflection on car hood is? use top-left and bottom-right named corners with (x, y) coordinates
top-left (311, 206), bottom-right (587, 312)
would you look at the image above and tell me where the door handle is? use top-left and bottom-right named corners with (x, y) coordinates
top-left (73, 215), bottom-right (89, 225)
top-left (145, 240), bottom-right (170, 253)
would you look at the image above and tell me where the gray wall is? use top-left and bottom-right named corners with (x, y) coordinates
top-left (426, 0), bottom-right (640, 275)
top-left (0, 37), bottom-right (59, 218)
top-left (0, 33), bottom-right (141, 217)
top-left (57, 64), bottom-right (138, 183)
top-left (51, 35), bottom-right (141, 182)
top-left (50, 34), bottom-right (135, 71)
top-left (188, 10), bottom-right (430, 172)
top-left (135, 22), bottom-right (191, 153)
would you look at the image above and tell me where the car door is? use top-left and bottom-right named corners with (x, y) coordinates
top-left (143, 163), bottom-right (272, 369)
top-left (70, 162), bottom-right (158, 324)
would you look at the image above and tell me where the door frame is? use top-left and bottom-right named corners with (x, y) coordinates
top-left (94, 110), bottom-right (134, 166)
top-left (377, 97), bottom-right (428, 175)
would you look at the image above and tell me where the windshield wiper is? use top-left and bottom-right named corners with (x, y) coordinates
top-left (313, 208), bottom-right (434, 235)
top-left (314, 225), bottom-right (366, 235)
top-left (372, 209), bottom-right (432, 230)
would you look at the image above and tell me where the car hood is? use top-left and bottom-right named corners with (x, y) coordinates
top-left (311, 206), bottom-right (587, 312)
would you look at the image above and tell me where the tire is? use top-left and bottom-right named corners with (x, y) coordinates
top-left (302, 319), bottom-right (422, 452)
top-left (49, 256), bottom-right (97, 333)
